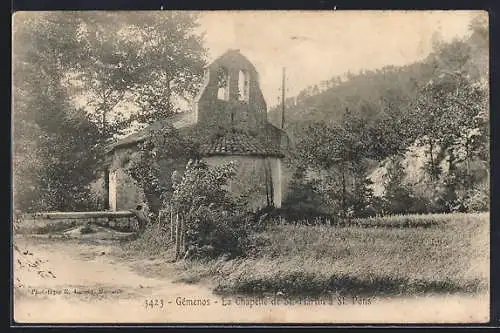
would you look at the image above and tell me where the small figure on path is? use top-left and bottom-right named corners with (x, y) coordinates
top-left (129, 204), bottom-right (150, 233)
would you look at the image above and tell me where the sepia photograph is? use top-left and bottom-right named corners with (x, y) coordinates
top-left (12, 10), bottom-right (490, 324)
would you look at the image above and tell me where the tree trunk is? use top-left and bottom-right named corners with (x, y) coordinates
top-left (465, 139), bottom-right (471, 179)
top-left (448, 149), bottom-right (455, 174)
top-left (429, 139), bottom-right (436, 180)
top-left (166, 79), bottom-right (172, 117)
top-left (341, 162), bottom-right (346, 219)
top-left (264, 160), bottom-right (271, 207)
top-left (266, 158), bottom-right (275, 207)
top-left (352, 162), bottom-right (357, 195)
top-left (175, 212), bottom-right (180, 260)
top-left (180, 215), bottom-right (185, 255)
top-left (170, 206), bottom-right (174, 241)
top-left (102, 107), bottom-right (108, 141)
top-left (102, 112), bottom-right (106, 131)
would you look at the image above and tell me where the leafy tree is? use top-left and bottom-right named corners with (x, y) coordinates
top-left (382, 157), bottom-right (417, 214)
top-left (125, 124), bottom-right (199, 215)
top-left (71, 13), bottom-right (146, 141)
top-left (281, 168), bottom-right (330, 219)
top-left (350, 163), bottom-right (376, 217)
top-left (294, 109), bottom-right (377, 218)
top-left (279, 14), bottom-right (489, 216)
top-left (67, 12), bottom-right (206, 139)
top-left (121, 12), bottom-right (207, 125)
top-left (13, 12), bottom-right (209, 213)
top-left (413, 36), bottom-right (488, 208)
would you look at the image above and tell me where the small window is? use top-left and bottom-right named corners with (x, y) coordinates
top-left (216, 67), bottom-right (229, 101)
top-left (238, 70), bottom-right (250, 102)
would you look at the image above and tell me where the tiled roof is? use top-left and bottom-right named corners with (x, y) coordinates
top-left (106, 112), bottom-right (196, 152)
top-left (105, 111), bottom-right (286, 158)
top-left (199, 130), bottom-right (283, 157)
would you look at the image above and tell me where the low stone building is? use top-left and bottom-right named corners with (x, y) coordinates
top-left (92, 49), bottom-right (290, 212)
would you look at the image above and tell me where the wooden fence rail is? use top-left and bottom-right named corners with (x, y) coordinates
top-left (16, 210), bottom-right (138, 233)
top-left (161, 205), bottom-right (186, 261)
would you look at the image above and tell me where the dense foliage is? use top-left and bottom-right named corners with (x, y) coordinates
top-left (13, 12), bottom-right (488, 226)
top-left (169, 160), bottom-right (251, 258)
top-left (13, 12), bottom-right (206, 212)
top-left (125, 123), bottom-right (200, 215)
top-left (273, 15), bottom-right (489, 217)
top-left (13, 13), bottom-right (103, 212)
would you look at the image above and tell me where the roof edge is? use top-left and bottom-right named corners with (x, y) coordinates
top-left (105, 136), bottom-right (147, 154)
top-left (201, 151), bottom-right (285, 159)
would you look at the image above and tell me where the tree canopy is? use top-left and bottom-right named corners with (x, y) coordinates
top-left (12, 12), bottom-right (207, 212)
top-left (280, 14), bottom-right (489, 216)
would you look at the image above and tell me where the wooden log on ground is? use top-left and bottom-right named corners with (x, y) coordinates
top-left (27, 211), bottom-right (135, 220)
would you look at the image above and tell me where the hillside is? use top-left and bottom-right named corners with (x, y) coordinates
top-left (272, 16), bottom-right (489, 216)
top-left (268, 60), bottom-right (434, 140)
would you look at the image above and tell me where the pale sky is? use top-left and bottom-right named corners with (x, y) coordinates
top-left (197, 10), bottom-right (483, 108)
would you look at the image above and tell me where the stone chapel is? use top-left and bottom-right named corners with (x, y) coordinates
top-left (92, 49), bottom-right (290, 211)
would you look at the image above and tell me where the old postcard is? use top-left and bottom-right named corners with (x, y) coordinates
top-left (12, 10), bottom-right (490, 324)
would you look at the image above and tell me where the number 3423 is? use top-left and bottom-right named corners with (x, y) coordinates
top-left (145, 299), bottom-right (164, 309)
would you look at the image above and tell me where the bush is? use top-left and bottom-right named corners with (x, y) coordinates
top-left (282, 181), bottom-right (331, 217)
top-left (185, 206), bottom-right (250, 259)
top-left (462, 187), bottom-right (489, 212)
top-left (125, 123), bottom-right (199, 215)
top-left (123, 159), bottom-right (258, 260)
top-left (170, 160), bottom-right (252, 259)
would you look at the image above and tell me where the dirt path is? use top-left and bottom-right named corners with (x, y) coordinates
top-left (13, 236), bottom-right (489, 324)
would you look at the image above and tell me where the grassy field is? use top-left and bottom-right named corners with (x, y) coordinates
top-left (13, 212), bottom-right (489, 323)
top-left (163, 212), bottom-right (489, 297)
